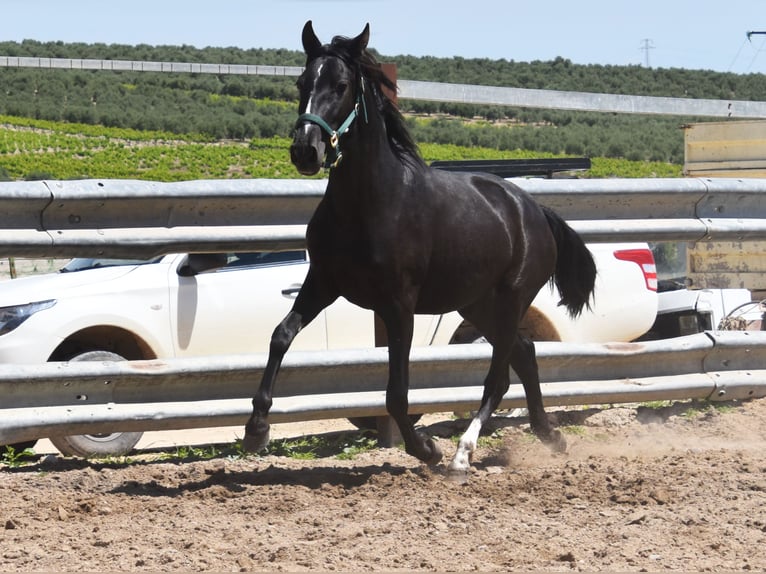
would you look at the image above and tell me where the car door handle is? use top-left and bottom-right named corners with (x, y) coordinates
top-left (281, 286), bottom-right (302, 297)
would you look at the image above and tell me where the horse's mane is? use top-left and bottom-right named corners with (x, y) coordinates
top-left (320, 35), bottom-right (425, 168)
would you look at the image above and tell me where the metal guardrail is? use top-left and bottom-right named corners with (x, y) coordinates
top-left (0, 55), bottom-right (303, 76)
top-left (2, 55), bottom-right (765, 118)
top-left (1, 177), bottom-right (766, 258)
top-left (1, 331), bottom-right (764, 445)
top-left (431, 157), bottom-right (592, 178)
top-left (1, 176), bottom-right (765, 446)
top-left (398, 79), bottom-right (766, 119)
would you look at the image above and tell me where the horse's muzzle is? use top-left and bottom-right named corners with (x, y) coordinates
top-left (290, 124), bottom-right (326, 175)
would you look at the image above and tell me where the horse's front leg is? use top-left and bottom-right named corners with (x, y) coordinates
top-left (242, 270), bottom-right (335, 453)
top-left (382, 306), bottom-right (443, 465)
top-left (241, 310), bottom-right (303, 452)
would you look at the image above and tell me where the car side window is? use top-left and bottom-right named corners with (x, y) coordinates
top-left (179, 251), bottom-right (308, 277)
top-left (221, 251), bottom-right (307, 270)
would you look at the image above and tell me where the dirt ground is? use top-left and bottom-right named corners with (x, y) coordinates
top-left (2, 397), bottom-right (766, 572)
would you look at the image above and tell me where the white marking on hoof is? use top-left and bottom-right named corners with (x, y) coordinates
top-left (447, 417), bottom-right (482, 475)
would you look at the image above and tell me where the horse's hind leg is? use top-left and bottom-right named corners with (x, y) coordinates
top-left (448, 346), bottom-right (512, 477)
top-left (510, 335), bottom-right (567, 453)
top-left (448, 288), bottom-right (565, 477)
top-left (242, 269), bottom-right (336, 453)
top-left (448, 294), bottom-right (519, 477)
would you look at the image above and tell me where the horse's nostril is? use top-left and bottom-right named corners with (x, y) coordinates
top-left (289, 143), bottom-right (322, 175)
top-left (290, 143), bottom-right (320, 166)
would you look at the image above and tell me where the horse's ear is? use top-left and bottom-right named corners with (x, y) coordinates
top-left (350, 23), bottom-right (370, 55)
top-left (302, 20), bottom-right (322, 57)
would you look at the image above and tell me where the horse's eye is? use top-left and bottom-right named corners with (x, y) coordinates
top-left (296, 76), bottom-right (306, 91)
top-left (335, 81), bottom-right (349, 96)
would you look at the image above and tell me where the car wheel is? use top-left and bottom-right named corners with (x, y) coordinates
top-left (48, 350), bottom-right (143, 458)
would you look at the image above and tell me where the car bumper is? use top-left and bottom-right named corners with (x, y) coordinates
top-left (0, 331), bottom-right (62, 363)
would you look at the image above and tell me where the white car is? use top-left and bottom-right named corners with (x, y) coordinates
top-left (1, 244), bottom-right (657, 456)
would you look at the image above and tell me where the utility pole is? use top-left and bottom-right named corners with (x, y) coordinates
top-left (640, 38), bottom-right (655, 67)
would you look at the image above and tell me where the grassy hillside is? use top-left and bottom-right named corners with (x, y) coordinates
top-left (0, 115), bottom-right (680, 182)
top-left (1, 39), bottom-right (762, 165)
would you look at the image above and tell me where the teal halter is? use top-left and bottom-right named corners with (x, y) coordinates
top-left (296, 78), bottom-right (368, 169)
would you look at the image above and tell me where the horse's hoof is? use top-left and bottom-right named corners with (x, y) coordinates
top-left (410, 434), bottom-right (443, 466)
top-left (547, 429), bottom-right (568, 454)
top-left (445, 466), bottom-right (471, 484)
top-left (241, 429), bottom-right (270, 453)
top-left (425, 438), bottom-right (443, 466)
top-left (445, 447), bottom-right (471, 482)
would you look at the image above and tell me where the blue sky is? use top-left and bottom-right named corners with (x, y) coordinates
top-left (4, 0), bottom-right (765, 73)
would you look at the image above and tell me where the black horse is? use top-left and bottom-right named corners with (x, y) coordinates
top-left (243, 21), bottom-right (596, 476)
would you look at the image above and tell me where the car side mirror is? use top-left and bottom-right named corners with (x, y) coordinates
top-left (177, 253), bottom-right (228, 277)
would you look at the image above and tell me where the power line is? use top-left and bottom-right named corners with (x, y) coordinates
top-left (728, 37), bottom-right (749, 71)
top-left (746, 31), bottom-right (766, 72)
top-left (729, 31), bottom-right (766, 72)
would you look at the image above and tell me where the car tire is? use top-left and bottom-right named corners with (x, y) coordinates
top-left (48, 350), bottom-right (143, 458)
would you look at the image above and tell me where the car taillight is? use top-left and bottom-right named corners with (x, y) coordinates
top-left (613, 249), bottom-right (658, 291)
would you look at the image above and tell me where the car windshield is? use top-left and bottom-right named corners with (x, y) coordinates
top-left (60, 258), bottom-right (160, 273)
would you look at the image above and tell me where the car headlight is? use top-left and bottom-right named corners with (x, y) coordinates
top-left (0, 300), bottom-right (57, 336)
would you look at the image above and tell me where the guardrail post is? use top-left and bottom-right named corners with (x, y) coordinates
top-left (375, 415), bottom-right (403, 448)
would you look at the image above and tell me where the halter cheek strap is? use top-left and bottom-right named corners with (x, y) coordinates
top-left (296, 78), bottom-right (368, 169)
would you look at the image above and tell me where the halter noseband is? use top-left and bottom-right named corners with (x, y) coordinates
top-left (295, 77), bottom-right (368, 169)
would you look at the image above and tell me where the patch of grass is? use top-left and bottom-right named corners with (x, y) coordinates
top-left (262, 435), bottom-right (323, 460)
top-left (448, 427), bottom-right (508, 449)
top-left (640, 400), bottom-right (674, 410)
top-left (91, 454), bottom-right (136, 465)
top-left (336, 433), bottom-right (379, 460)
top-left (254, 430), bottom-right (379, 460)
top-left (682, 407), bottom-right (702, 420)
top-left (478, 429), bottom-right (508, 449)
top-left (1, 445), bottom-right (35, 468)
top-left (711, 403), bottom-right (735, 414)
top-left (561, 425), bottom-right (588, 436)
top-left (1, 114), bottom-right (683, 182)
top-left (518, 430), bottom-right (539, 444)
top-left (156, 444), bottom-right (228, 462)
top-left (2, 431), bottom-right (381, 468)
top-left (682, 400), bottom-right (736, 419)
top-left (637, 399), bottom-right (741, 423)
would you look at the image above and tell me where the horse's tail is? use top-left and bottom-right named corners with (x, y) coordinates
top-left (542, 205), bottom-right (597, 318)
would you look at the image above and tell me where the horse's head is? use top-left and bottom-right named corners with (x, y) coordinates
top-left (290, 20), bottom-right (370, 175)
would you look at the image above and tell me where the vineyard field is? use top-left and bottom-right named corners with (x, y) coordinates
top-left (0, 115), bottom-right (681, 182)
